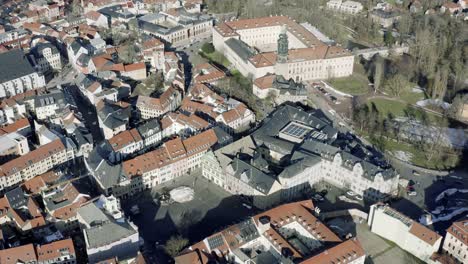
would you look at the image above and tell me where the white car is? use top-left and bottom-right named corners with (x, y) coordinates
top-left (346, 191), bottom-right (356, 196)
top-left (242, 203), bottom-right (252, 209)
top-left (355, 195), bottom-right (363, 201)
top-left (408, 191), bottom-right (417, 196)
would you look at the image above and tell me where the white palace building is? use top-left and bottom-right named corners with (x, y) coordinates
top-left (213, 16), bottom-right (354, 81)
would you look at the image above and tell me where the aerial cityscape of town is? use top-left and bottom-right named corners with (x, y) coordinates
top-left (0, 0), bottom-right (466, 263)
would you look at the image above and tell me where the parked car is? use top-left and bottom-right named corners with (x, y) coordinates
top-left (346, 190), bottom-right (356, 196)
top-left (355, 195), bottom-right (363, 201)
top-left (408, 191), bottom-right (417, 196)
top-left (312, 194), bottom-right (324, 202)
top-left (242, 203), bottom-right (252, 209)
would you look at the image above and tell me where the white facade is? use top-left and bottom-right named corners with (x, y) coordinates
top-left (0, 72), bottom-right (45, 99)
top-left (33, 45), bottom-right (62, 73)
top-left (0, 140), bottom-right (75, 190)
top-left (368, 204), bottom-right (442, 262)
top-left (327, 0), bottom-right (364, 14)
top-left (84, 222), bottom-right (140, 263)
top-left (212, 17), bottom-right (355, 82)
top-left (442, 221), bottom-right (468, 264)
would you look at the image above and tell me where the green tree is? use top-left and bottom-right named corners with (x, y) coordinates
top-left (373, 57), bottom-right (384, 92)
top-left (384, 31), bottom-right (395, 47)
top-left (71, 0), bottom-right (83, 16)
top-left (164, 235), bottom-right (189, 257)
top-left (201, 42), bottom-right (215, 54)
top-left (119, 45), bottom-right (138, 64)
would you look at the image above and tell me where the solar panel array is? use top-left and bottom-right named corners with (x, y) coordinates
top-left (282, 123), bottom-right (311, 139)
top-left (207, 234), bottom-right (224, 249)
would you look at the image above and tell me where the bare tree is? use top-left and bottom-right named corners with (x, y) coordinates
top-left (164, 235), bottom-right (189, 257)
top-left (373, 57), bottom-right (384, 92)
top-left (384, 73), bottom-right (409, 98)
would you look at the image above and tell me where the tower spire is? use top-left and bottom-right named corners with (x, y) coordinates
top-left (277, 25), bottom-right (288, 63)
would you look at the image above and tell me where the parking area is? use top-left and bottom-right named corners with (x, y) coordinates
top-left (121, 170), bottom-right (256, 246)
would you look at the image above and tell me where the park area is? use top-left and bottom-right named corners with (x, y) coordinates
top-left (328, 63), bottom-right (370, 95)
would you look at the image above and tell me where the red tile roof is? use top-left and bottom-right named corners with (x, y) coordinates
top-left (0, 244), bottom-right (37, 264)
top-left (0, 139), bottom-right (65, 178)
top-left (300, 238), bottom-right (366, 264)
top-left (446, 219), bottom-right (468, 245)
top-left (36, 238), bottom-right (75, 262)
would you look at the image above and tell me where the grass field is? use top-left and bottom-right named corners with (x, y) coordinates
top-left (329, 73), bottom-right (369, 95)
top-left (370, 136), bottom-right (459, 169)
top-left (198, 50), bottom-right (231, 68)
top-left (367, 98), bottom-right (441, 122)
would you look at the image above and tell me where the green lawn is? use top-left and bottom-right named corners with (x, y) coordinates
top-left (329, 73), bottom-right (369, 95)
top-left (367, 98), bottom-right (441, 122)
top-left (369, 136), bottom-right (459, 169)
top-left (398, 86), bottom-right (425, 105)
top-left (198, 50), bottom-right (231, 68)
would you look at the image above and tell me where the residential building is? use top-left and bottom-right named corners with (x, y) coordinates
top-left (370, 10), bottom-right (401, 28)
top-left (161, 112), bottom-right (210, 138)
top-left (442, 219), bottom-right (467, 263)
top-left (85, 10), bottom-right (109, 28)
top-left (30, 42), bottom-right (62, 73)
top-left (42, 182), bottom-right (90, 232)
top-left (175, 200), bottom-right (366, 264)
top-left (108, 128), bottom-right (145, 162)
top-left (213, 16), bottom-right (354, 81)
top-left (122, 129), bottom-right (219, 189)
top-left (193, 62), bottom-right (226, 84)
top-left (0, 139), bottom-right (74, 191)
top-left (142, 38), bottom-right (165, 70)
top-left (32, 91), bottom-right (66, 120)
top-left (120, 62), bottom-right (147, 81)
top-left (0, 132), bottom-right (30, 163)
top-left (179, 83), bottom-right (255, 134)
top-left (136, 86), bottom-right (182, 120)
top-left (327, 0), bottom-right (364, 14)
top-left (368, 203), bottom-right (442, 262)
top-left (136, 118), bottom-right (162, 147)
top-left (0, 187), bottom-right (46, 232)
top-left (96, 100), bottom-right (132, 140)
top-left (0, 49), bottom-right (46, 98)
top-left (138, 7), bottom-right (213, 47)
top-left (0, 238), bottom-right (76, 264)
top-left (86, 129), bottom-right (221, 198)
top-left (0, 118), bottom-right (32, 137)
top-left (253, 74), bottom-right (307, 104)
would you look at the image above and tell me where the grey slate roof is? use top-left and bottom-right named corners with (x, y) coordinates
top-left (214, 136), bottom-right (256, 169)
top-left (34, 91), bottom-right (65, 108)
top-left (97, 102), bottom-right (131, 130)
top-left (229, 158), bottom-right (276, 194)
top-left (273, 75), bottom-right (307, 96)
top-left (84, 219), bottom-right (137, 248)
top-left (77, 202), bottom-right (109, 227)
top-left (31, 43), bottom-right (59, 59)
top-left (5, 187), bottom-right (27, 209)
top-left (87, 146), bottom-right (125, 189)
top-left (0, 49), bottom-right (37, 83)
top-left (136, 119), bottom-right (161, 138)
top-left (225, 38), bottom-right (256, 62)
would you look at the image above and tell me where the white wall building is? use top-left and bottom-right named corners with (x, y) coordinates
top-left (0, 50), bottom-right (45, 98)
top-left (368, 204), bottom-right (442, 262)
top-left (442, 220), bottom-right (468, 263)
top-left (213, 16), bottom-right (354, 82)
top-left (31, 43), bottom-right (62, 73)
top-left (327, 0), bottom-right (364, 14)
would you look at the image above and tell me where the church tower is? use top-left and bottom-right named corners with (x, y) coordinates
top-left (275, 25), bottom-right (289, 78)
